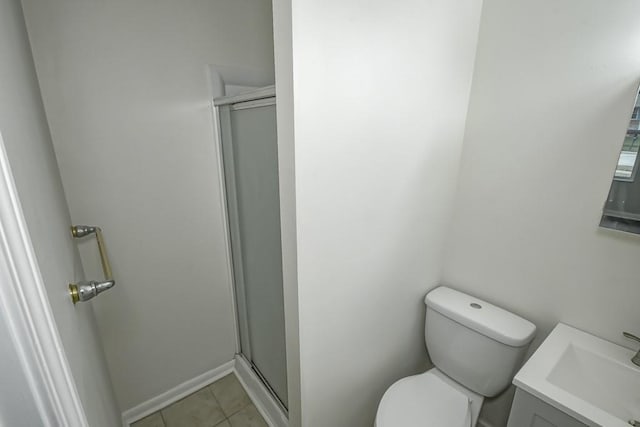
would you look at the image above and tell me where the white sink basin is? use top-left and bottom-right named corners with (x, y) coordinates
top-left (514, 323), bottom-right (640, 427)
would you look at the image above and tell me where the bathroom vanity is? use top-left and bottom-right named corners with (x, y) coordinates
top-left (508, 388), bottom-right (588, 427)
top-left (507, 323), bottom-right (640, 427)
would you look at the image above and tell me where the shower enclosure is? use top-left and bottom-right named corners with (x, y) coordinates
top-left (215, 86), bottom-right (288, 411)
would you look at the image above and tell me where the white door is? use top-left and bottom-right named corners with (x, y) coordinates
top-left (0, 1), bottom-right (120, 426)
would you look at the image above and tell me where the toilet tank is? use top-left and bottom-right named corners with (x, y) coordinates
top-left (424, 287), bottom-right (536, 397)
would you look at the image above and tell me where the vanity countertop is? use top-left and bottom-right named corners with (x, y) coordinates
top-left (513, 323), bottom-right (640, 427)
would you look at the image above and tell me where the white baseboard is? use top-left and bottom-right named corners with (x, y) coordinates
top-left (121, 360), bottom-right (235, 426)
top-left (233, 355), bottom-right (288, 427)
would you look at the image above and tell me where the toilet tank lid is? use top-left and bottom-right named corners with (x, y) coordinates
top-left (425, 286), bottom-right (536, 347)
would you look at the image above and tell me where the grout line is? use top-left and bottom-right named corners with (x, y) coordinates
top-left (205, 386), bottom-right (230, 425)
top-left (209, 373), bottom-right (252, 419)
top-left (225, 403), bottom-right (250, 420)
top-left (207, 385), bottom-right (221, 407)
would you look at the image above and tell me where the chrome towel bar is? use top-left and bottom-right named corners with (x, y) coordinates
top-left (69, 225), bottom-right (115, 304)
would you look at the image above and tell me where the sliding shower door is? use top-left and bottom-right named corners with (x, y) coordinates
top-left (217, 90), bottom-right (288, 409)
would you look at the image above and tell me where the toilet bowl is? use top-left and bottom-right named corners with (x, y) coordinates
top-left (375, 368), bottom-right (483, 427)
top-left (375, 286), bottom-right (536, 427)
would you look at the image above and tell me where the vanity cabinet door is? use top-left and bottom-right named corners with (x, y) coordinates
top-left (507, 389), bottom-right (589, 427)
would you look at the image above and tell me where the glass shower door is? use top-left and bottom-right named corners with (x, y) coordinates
top-left (218, 95), bottom-right (288, 409)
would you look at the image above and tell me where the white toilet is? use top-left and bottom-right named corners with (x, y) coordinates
top-left (375, 286), bottom-right (536, 427)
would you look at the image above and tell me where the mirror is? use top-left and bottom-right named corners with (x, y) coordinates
top-left (600, 88), bottom-right (640, 233)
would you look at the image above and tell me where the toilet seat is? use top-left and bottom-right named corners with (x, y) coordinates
top-left (375, 369), bottom-right (483, 427)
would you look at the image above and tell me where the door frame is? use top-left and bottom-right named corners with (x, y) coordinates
top-left (0, 132), bottom-right (87, 426)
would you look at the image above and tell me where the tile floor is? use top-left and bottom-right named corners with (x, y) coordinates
top-left (131, 373), bottom-right (268, 427)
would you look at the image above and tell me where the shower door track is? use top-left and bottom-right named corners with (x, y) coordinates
top-left (240, 353), bottom-right (288, 414)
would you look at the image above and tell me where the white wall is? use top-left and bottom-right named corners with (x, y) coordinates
top-left (21, 0), bottom-right (275, 411)
top-left (288, 0), bottom-right (483, 425)
top-left (272, 0), bottom-right (302, 425)
top-left (442, 1), bottom-right (640, 425)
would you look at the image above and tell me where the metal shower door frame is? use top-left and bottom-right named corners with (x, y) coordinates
top-left (212, 86), bottom-right (288, 412)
